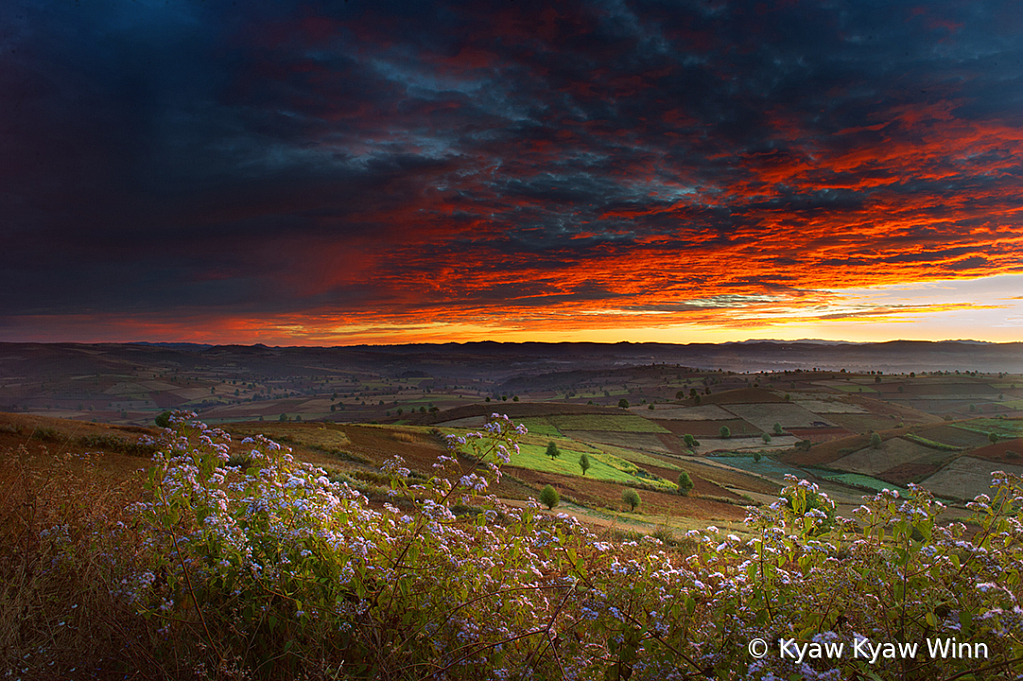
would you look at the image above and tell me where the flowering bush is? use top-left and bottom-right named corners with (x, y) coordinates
top-left (8, 412), bottom-right (1023, 680)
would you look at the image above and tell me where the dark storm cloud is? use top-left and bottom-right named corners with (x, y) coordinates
top-left (2, 0), bottom-right (1022, 338)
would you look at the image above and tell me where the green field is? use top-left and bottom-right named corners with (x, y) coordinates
top-left (815, 471), bottom-right (908, 497)
top-left (515, 417), bottom-right (564, 438)
top-left (593, 442), bottom-right (683, 472)
top-left (903, 433), bottom-right (961, 451)
top-left (706, 454), bottom-right (809, 481)
top-left (833, 384), bottom-right (879, 394)
top-left (550, 413), bottom-right (670, 433)
top-left (954, 419), bottom-right (1023, 438)
top-left (517, 443), bottom-right (675, 489)
top-left (463, 432), bottom-right (676, 490)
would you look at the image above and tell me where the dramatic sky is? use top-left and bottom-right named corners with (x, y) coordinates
top-left (3, 0), bottom-right (1022, 345)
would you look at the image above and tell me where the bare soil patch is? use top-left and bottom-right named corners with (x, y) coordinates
top-left (654, 418), bottom-right (758, 438)
top-left (877, 462), bottom-right (942, 486)
top-left (967, 438), bottom-right (1023, 462)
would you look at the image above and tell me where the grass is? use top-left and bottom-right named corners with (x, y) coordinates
top-left (0, 446), bottom-right (161, 677)
top-left (515, 417), bottom-right (564, 438)
top-left (594, 442), bottom-right (683, 471)
top-left (507, 441), bottom-right (675, 489)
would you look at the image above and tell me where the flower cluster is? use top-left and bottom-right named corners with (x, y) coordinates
top-left (104, 414), bottom-right (1023, 680)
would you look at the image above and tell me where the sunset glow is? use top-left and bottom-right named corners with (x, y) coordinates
top-left (2, 0), bottom-right (1021, 345)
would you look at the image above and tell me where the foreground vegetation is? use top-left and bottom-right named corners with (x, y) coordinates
top-left (3, 413), bottom-right (1023, 680)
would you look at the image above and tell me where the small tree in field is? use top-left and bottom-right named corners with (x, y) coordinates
top-left (870, 432), bottom-right (882, 449)
top-left (773, 422), bottom-right (783, 435)
top-left (677, 471), bottom-right (694, 496)
top-left (719, 425), bottom-right (731, 439)
top-left (989, 432), bottom-right (1000, 444)
top-left (618, 398), bottom-right (630, 409)
top-left (683, 434), bottom-right (695, 447)
top-left (545, 441), bottom-right (561, 460)
top-left (762, 433), bottom-right (771, 445)
top-left (753, 451), bottom-right (762, 463)
top-left (539, 485), bottom-right (559, 510)
top-left (579, 453), bottom-right (591, 476)
top-left (621, 488), bottom-right (641, 512)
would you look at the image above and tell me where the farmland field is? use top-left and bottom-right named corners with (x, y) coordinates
top-left (560, 430), bottom-right (674, 453)
top-left (653, 417), bottom-right (758, 438)
top-left (953, 418), bottom-right (1023, 438)
top-left (814, 470), bottom-right (908, 496)
top-left (640, 404), bottom-right (735, 420)
top-left (549, 413), bottom-right (670, 433)
top-left (828, 437), bottom-right (955, 475)
top-left (920, 456), bottom-right (1023, 499)
top-left (706, 454), bottom-right (813, 483)
top-left (793, 398), bottom-right (867, 414)
top-left (504, 440), bottom-right (676, 489)
top-left (723, 402), bottom-right (834, 429)
top-left (826, 412), bottom-right (903, 433)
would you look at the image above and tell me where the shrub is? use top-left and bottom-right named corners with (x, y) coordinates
top-left (989, 432), bottom-right (1000, 444)
top-left (539, 484), bottom-right (559, 509)
top-left (154, 411), bottom-right (172, 428)
top-left (719, 425), bottom-right (730, 439)
top-left (621, 488), bottom-right (641, 511)
top-left (677, 471), bottom-right (693, 496)
top-left (13, 411), bottom-right (1023, 680)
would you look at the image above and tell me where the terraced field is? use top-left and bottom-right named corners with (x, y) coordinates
top-left (920, 457), bottom-right (1023, 500)
top-left (559, 430), bottom-right (676, 454)
top-left (640, 405), bottom-right (735, 420)
top-left (814, 471), bottom-right (908, 497)
top-left (723, 402), bottom-right (834, 430)
top-left (793, 399), bottom-right (867, 414)
top-left (549, 413), bottom-right (670, 433)
top-left (829, 437), bottom-right (955, 475)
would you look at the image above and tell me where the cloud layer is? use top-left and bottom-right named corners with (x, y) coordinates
top-left (2, 0), bottom-right (1022, 342)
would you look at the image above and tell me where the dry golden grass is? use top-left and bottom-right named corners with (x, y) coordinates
top-left (0, 445), bottom-right (178, 680)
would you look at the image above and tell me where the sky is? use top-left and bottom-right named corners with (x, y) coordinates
top-left (2, 0), bottom-right (1022, 346)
